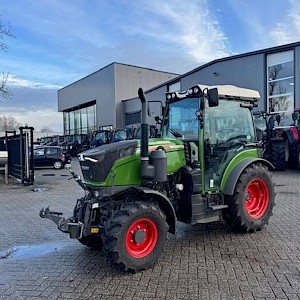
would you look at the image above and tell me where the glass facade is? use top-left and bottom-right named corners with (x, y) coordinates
top-left (267, 50), bottom-right (294, 114)
top-left (63, 101), bottom-right (96, 135)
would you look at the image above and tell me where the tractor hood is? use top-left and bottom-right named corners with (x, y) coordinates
top-left (79, 140), bottom-right (138, 183)
top-left (78, 139), bottom-right (184, 184)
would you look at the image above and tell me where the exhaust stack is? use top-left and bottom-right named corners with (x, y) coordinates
top-left (138, 88), bottom-right (149, 159)
top-left (138, 88), bottom-right (167, 183)
top-left (138, 88), bottom-right (154, 180)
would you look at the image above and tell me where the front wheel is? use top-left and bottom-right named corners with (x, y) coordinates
top-left (223, 163), bottom-right (275, 232)
top-left (102, 201), bottom-right (168, 272)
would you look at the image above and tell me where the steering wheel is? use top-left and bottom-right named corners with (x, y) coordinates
top-left (219, 134), bottom-right (248, 148)
top-left (215, 129), bottom-right (237, 143)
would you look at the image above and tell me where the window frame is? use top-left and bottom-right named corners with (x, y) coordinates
top-left (267, 50), bottom-right (294, 113)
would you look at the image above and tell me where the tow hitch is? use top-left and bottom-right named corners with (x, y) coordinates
top-left (39, 207), bottom-right (84, 238)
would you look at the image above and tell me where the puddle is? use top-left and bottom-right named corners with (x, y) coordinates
top-left (42, 173), bottom-right (55, 176)
top-left (32, 187), bottom-right (48, 192)
top-left (0, 243), bottom-right (66, 260)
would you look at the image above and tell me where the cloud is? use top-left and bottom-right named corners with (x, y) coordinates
top-left (0, 0), bottom-right (234, 132)
top-left (0, 85), bottom-right (63, 132)
top-left (0, 108), bottom-right (63, 133)
top-left (119, 0), bottom-right (231, 65)
top-left (8, 76), bottom-right (61, 89)
top-left (271, 0), bottom-right (300, 45)
top-left (226, 0), bottom-right (291, 51)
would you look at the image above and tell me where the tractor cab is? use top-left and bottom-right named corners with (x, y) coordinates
top-left (163, 85), bottom-right (260, 193)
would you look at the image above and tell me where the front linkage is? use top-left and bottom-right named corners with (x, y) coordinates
top-left (39, 166), bottom-right (91, 240)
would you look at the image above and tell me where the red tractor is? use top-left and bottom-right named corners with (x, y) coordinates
top-left (278, 109), bottom-right (300, 169)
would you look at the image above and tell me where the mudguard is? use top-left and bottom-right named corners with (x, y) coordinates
top-left (132, 186), bottom-right (177, 234)
top-left (222, 158), bottom-right (274, 196)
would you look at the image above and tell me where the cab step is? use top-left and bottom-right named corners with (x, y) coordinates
top-left (208, 203), bottom-right (228, 210)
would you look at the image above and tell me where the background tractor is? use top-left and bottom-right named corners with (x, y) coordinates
top-left (254, 112), bottom-right (287, 170)
top-left (280, 109), bottom-right (300, 169)
top-left (254, 109), bottom-right (300, 170)
top-left (40, 84), bottom-right (275, 272)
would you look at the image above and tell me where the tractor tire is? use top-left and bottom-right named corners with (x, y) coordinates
top-left (102, 201), bottom-right (168, 272)
top-left (269, 141), bottom-right (286, 171)
top-left (284, 130), bottom-right (298, 169)
top-left (285, 140), bottom-right (290, 163)
top-left (78, 236), bottom-right (103, 250)
top-left (223, 163), bottom-right (275, 232)
top-left (297, 144), bottom-right (300, 169)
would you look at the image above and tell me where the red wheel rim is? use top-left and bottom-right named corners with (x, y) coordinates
top-left (244, 178), bottom-right (269, 219)
top-left (125, 218), bottom-right (158, 258)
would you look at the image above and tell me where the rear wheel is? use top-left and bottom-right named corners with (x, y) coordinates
top-left (284, 130), bottom-right (298, 169)
top-left (102, 201), bottom-right (168, 272)
top-left (285, 140), bottom-right (289, 163)
top-left (297, 145), bottom-right (300, 169)
top-left (223, 163), bottom-right (275, 232)
top-left (269, 141), bottom-right (286, 171)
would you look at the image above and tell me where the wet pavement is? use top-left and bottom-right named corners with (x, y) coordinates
top-left (0, 160), bottom-right (300, 299)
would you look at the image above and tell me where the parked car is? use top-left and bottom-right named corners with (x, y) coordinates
top-left (33, 146), bottom-right (71, 169)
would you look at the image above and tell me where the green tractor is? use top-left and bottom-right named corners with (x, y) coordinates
top-left (40, 84), bottom-right (275, 272)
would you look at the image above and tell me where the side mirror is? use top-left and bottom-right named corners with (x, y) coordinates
top-left (147, 103), bottom-right (151, 117)
top-left (275, 114), bottom-right (281, 125)
top-left (207, 88), bottom-right (219, 107)
top-left (154, 116), bottom-right (162, 124)
top-left (292, 112), bottom-right (298, 122)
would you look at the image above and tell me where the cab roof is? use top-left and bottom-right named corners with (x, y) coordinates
top-left (166, 84), bottom-right (260, 103)
top-left (198, 84), bottom-right (260, 102)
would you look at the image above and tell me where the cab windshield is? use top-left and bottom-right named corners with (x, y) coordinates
top-left (164, 97), bottom-right (199, 140)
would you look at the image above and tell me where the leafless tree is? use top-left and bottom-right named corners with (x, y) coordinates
top-left (0, 16), bottom-right (14, 98)
top-left (0, 18), bottom-right (14, 51)
top-left (0, 116), bottom-right (22, 131)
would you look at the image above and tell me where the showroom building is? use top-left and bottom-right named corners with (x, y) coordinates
top-left (58, 41), bottom-right (300, 133)
top-left (58, 62), bottom-right (179, 135)
top-left (124, 41), bottom-right (300, 127)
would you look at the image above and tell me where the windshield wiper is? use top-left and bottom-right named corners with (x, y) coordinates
top-left (169, 128), bottom-right (182, 138)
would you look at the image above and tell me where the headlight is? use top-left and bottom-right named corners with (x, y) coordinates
top-left (193, 87), bottom-right (199, 94)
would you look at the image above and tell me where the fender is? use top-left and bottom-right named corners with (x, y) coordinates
top-left (132, 186), bottom-right (176, 234)
top-left (284, 129), bottom-right (298, 144)
top-left (222, 158), bottom-right (274, 196)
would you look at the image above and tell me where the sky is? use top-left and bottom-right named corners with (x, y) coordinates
top-left (1, 0), bottom-right (300, 132)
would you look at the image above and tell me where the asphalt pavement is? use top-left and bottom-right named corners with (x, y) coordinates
top-left (0, 159), bottom-right (299, 300)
